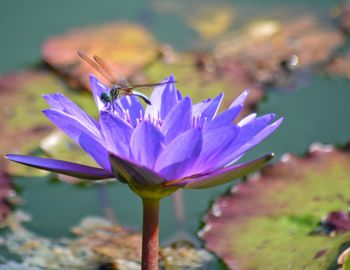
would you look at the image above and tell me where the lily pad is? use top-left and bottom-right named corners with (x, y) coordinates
top-left (214, 15), bottom-right (344, 88)
top-left (1, 69), bottom-right (98, 176)
top-left (42, 22), bottom-right (160, 90)
top-left (325, 53), bottom-right (350, 79)
top-left (201, 144), bottom-right (350, 270)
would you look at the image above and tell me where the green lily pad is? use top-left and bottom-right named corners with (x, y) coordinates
top-left (42, 22), bottom-right (160, 90)
top-left (201, 144), bottom-right (350, 270)
top-left (1, 69), bottom-right (98, 176)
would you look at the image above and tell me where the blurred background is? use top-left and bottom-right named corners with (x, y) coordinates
top-left (1, 0), bottom-right (350, 269)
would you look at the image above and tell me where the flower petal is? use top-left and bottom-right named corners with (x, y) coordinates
top-left (44, 108), bottom-right (109, 170)
top-left (145, 75), bottom-right (178, 120)
top-left (193, 93), bottom-right (224, 127)
top-left (109, 152), bottom-right (165, 186)
top-left (205, 105), bottom-right (243, 130)
top-left (79, 133), bottom-right (111, 171)
top-left (118, 95), bottom-right (144, 127)
top-left (177, 90), bottom-right (183, 101)
top-left (191, 125), bottom-right (240, 174)
top-left (130, 121), bottom-right (164, 169)
top-left (42, 93), bottom-right (99, 132)
top-left (204, 91), bottom-right (248, 130)
top-left (43, 109), bottom-right (102, 143)
top-left (168, 153), bottom-right (274, 189)
top-left (161, 97), bottom-right (192, 143)
top-left (100, 111), bottom-right (133, 158)
top-left (89, 75), bottom-right (110, 111)
top-left (5, 154), bottom-right (112, 180)
top-left (155, 128), bottom-right (202, 180)
top-left (238, 113), bottom-right (257, 127)
top-left (225, 117), bottom-right (284, 166)
top-left (229, 90), bottom-right (249, 109)
top-left (213, 116), bottom-right (283, 168)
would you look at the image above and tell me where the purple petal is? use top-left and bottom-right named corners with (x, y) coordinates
top-left (130, 121), bottom-right (164, 169)
top-left (225, 117), bottom-right (284, 166)
top-left (238, 113), bottom-right (257, 127)
top-left (118, 95), bottom-right (144, 127)
top-left (79, 133), bottom-right (111, 171)
top-left (89, 75), bottom-right (110, 111)
top-left (205, 104), bottom-right (243, 130)
top-left (109, 152), bottom-right (165, 186)
top-left (213, 116), bottom-right (283, 168)
top-left (229, 90), bottom-right (249, 109)
top-left (155, 128), bottom-right (202, 180)
top-left (190, 125), bottom-right (240, 174)
top-left (204, 90), bottom-right (249, 130)
top-left (193, 93), bottom-right (223, 127)
top-left (5, 154), bottom-right (112, 180)
top-left (42, 93), bottom-right (100, 132)
top-left (100, 111), bottom-right (133, 159)
top-left (168, 153), bottom-right (274, 189)
top-left (43, 109), bottom-right (102, 144)
top-left (145, 75), bottom-right (178, 120)
top-left (161, 97), bottom-right (192, 143)
top-left (177, 90), bottom-right (183, 101)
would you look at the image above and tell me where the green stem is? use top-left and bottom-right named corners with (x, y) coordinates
top-left (142, 198), bottom-right (160, 270)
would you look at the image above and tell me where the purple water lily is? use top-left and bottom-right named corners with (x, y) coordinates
top-left (6, 74), bottom-right (282, 194)
top-left (6, 74), bottom-right (282, 270)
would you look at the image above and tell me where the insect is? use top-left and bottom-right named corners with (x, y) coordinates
top-left (78, 51), bottom-right (175, 108)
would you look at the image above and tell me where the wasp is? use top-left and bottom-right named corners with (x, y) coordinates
top-left (78, 51), bottom-right (175, 108)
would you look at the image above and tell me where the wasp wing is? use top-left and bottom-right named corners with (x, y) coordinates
top-left (93, 55), bottom-right (130, 88)
top-left (77, 51), bottom-right (116, 84)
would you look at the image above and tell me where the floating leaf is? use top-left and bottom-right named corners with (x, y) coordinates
top-left (42, 23), bottom-right (160, 90)
top-left (325, 53), bottom-right (350, 79)
top-left (214, 15), bottom-right (344, 88)
top-left (201, 144), bottom-right (350, 270)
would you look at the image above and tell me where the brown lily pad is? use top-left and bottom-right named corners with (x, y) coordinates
top-left (201, 144), bottom-right (350, 270)
top-left (42, 22), bottom-right (160, 90)
top-left (214, 15), bottom-right (344, 88)
top-left (325, 53), bottom-right (350, 79)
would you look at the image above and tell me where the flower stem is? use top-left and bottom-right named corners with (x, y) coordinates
top-left (141, 198), bottom-right (160, 270)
